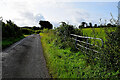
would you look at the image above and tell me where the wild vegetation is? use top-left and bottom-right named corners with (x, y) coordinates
top-left (39, 20), bottom-right (53, 29)
top-left (40, 22), bottom-right (120, 78)
top-left (2, 19), bottom-right (54, 49)
top-left (1, 15), bottom-right (119, 78)
top-left (2, 20), bottom-right (40, 49)
top-left (2, 20), bottom-right (24, 49)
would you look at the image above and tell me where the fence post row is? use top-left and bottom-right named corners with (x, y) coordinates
top-left (70, 34), bottom-right (104, 53)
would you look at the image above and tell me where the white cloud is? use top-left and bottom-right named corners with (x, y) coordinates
top-left (0, 0), bottom-right (118, 27)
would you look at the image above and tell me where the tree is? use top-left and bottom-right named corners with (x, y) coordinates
top-left (81, 22), bottom-right (86, 28)
top-left (107, 23), bottom-right (113, 27)
top-left (32, 26), bottom-right (40, 30)
top-left (79, 25), bottom-right (83, 28)
top-left (39, 20), bottom-right (53, 29)
top-left (94, 24), bottom-right (97, 28)
top-left (32, 26), bottom-right (36, 30)
top-left (89, 22), bottom-right (92, 28)
top-left (2, 20), bottom-right (23, 38)
top-left (60, 22), bottom-right (66, 26)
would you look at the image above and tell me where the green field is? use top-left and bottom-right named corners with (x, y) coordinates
top-left (81, 27), bottom-right (116, 41)
top-left (80, 27), bottom-right (117, 47)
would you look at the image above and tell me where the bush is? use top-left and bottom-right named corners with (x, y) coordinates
top-left (41, 28), bottom-right (49, 33)
top-left (53, 22), bottom-right (83, 51)
top-left (103, 26), bottom-right (120, 72)
top-left (35, 30), bottom-right (41, 34)
top-left (2, 20), bottom-right (23, 38)
top-left (21, 28), bottom-right (34, 35)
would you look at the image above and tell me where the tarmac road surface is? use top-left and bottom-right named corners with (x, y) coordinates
top-left (2, 34), bottom-right (50, 78)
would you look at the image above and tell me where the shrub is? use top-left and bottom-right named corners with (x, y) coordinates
top-left (2, 20), bottom-right (23, 38)
top-left (103, 26), bottom-right (120, 72)
top-left (21, 28), bottom-right (34, 35)
top-left (54, 22), bottom-right (83, 51)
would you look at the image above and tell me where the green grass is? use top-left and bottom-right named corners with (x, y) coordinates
top-left (80, 27), bottom-right (116, 47)
top-left (40, 30), bottom-right (119, 78)
top-left (40, 32), bottom-right (88, 78)
top-left (2, 35), bottom-right (25, 49)
top-left (81, 27), bottom-right (116, 41)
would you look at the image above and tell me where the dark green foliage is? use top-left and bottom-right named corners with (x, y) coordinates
top-left (107, 23), bottom-right (113, 27)
top-left (2, 20), bottom-right (23, 38)
top-left (56, 22), bottom-right (75, 36)
top-left (54, 22), bottom-right (83, 51)
top-left (21, 28), bottom-right (34, 34)
top-left (89, 22), bottom-right (92, 28)
top-left (79, 25), bottom-right (84, 28)
top-left (39, 20), bottom-right (53, 29)
top-left (21, 26), bottom-right (41, 34)
top-left (115, 26), bottom-right (120, 46)
top-left (81, 22), bottom-right (86, 28)
top-left (2, 36), bottom-right (24, 49)
top-left (35, 30), bottom-right (41, 34)
top-left (79, 22), bottom-right (116, 28)
top-left (2, 20), bottom-right (24, 49)
top-left (103, 26), bottom-right (120, 72)
top-left (32, 26), bottom-right (41, 30)
top-left (94, 24), bottom-right (97, 28)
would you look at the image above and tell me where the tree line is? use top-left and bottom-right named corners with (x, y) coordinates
top-left (2, 19), bottom-right (53, 38)
top-left (2, 19), bottom-right (117, 40)
top-left (79, 22), bottom-right (117, 28)
top-left (2, 20), bottom-right (23, 39)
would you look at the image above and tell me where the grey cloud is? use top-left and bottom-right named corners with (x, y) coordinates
top-left (20, 12), bottom-right (45, 22)
top-left (16, 11), bottom-right (45, 26)
top-left (21, 12), bottom-right (34, 20)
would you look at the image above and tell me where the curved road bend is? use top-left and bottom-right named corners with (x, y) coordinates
top-left (2, 34), bottom-right (50, 78)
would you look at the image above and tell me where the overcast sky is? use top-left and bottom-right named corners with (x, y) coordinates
top-left (0, 0), bottom-right (119, 27)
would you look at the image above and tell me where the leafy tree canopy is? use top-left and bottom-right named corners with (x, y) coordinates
top-left (39, 20), bottom-right (53, 29)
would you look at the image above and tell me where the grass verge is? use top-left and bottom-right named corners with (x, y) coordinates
top-left (2, 35), bottom-right (25, 49)
top-left (24, 34), bottom-right (30, 37)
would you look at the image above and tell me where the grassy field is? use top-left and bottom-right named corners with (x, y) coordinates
top-left (81, 27), bottom-right (116, 41)
top-left (40, 29), bottom-right (118, 78)
top-left (80, 27), bottom-right (117, 47)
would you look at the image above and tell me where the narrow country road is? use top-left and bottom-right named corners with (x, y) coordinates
top-left (2, 34), bottom-right (50, 78)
